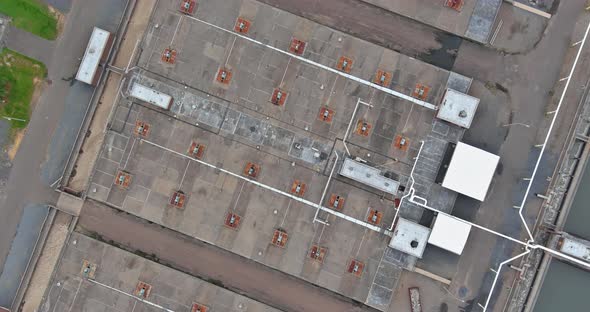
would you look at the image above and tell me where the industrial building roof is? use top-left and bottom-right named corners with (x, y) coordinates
top-left (428, 214), bottom-right (472, 255)
top-left (339, 158), bottom-right (399, 195)
top-left (441, 142), bottom-right (499, 201)
top-left (129, 83), bottom-right (173, 110)
top-left (436, 88), bottom-right (479, 128)
top-left (76, 27), bottom-right (111, 85)
top-left (389, 218), bottom-right (431, 258)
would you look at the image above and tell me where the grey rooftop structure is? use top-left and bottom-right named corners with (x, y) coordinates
top-left (436, 88), bottom-right (480, 128)
top-left (389, 218), bottom-right (431, 258)
top-left (339, 158), bottom-right (400, 195)
top-left (129, 82), bottom-right (173, 110)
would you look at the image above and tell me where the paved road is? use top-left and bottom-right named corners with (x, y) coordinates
top-left (5, 26), bottom-right (56, 65)
top-left (0, 0), bottom-right (126, 272)
top-left (77, 200), bottom-right (377, 312)
top-left (256, 0), bottom-right (590, 310)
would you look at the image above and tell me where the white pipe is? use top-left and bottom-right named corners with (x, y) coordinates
top-left (516, 18), bottom-right (590, 242)
top-left (314, 151), bottom-right (339, 223)
top-left (481, 250), bottom-right (531, 312)
top-left (170, 15), bottom-right (182, 46)
top-left (87, 279), bottom-right (175, 312)
top-left (342, 98), bottom-right (372, 156)
top-left (126, 39), bottom-right (140, 73)
top-left (409, 195), bottom-right (528, 247)
top-left (532, 244), bottom-right (590, 270)
top-left (140, 139), bottom-right (391, 235)
top-left (388, 140), bottom-right (424, 231)
top-left (182, 15), bottom-right (437, 110)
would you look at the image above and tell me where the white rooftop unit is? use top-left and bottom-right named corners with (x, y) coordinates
top-left (130, 83), bottom-right (173, 110)
top-left (558, 235), bottom-right (590, 262)
top-left (339, 158), bottom-right (399, 195)
top-left (389, 218), bottom-right (431, 258)
top-left (428, 214), bottom-right (472, 255)
top-left (436, 88), bottom-right (479, 128)
top-left (442, 142), bottom-right (499, 201)
top-left (76, 27), bottom-right (112, 85)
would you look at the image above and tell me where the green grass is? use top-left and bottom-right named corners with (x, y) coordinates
top-left (0, 0), bottom-right (58, 40)
top-left (0, 48), bottom-right (47, 131)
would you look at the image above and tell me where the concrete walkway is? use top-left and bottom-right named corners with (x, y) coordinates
top-left (78, 200), bottom-right (378, 312)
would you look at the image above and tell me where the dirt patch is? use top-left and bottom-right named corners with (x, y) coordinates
top-left (7, 129), bottom-right (25, 160)
top-left (30, 77), bottom-right (45, 112)
top-left (47, 5), bottom-right (65, 37)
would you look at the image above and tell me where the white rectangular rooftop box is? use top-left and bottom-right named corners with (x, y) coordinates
top-left (558, 235), bottom-right (590, 262)
top-left (428, 214), bottom-right (472, 255)
top-left (339, 158), bottom-right (399, 195)
top-left (442, 142), bottom-right (499, 201)
top-left (130, 83), bottom-right (173, 110)
top-left (389, 218), bottom-right (431, 258)
top-left (436, 88), bottom-right (479, 128)
top-left (76, 27), bottom-right (113, 85)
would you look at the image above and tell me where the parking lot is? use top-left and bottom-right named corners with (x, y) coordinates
top-left (84, 0), bottom-right (479, 310)
top-left (41, 232), bottom-right (281, 312)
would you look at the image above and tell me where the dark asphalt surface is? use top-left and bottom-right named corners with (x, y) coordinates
top-left (4, 26), bottom-right (55, 65)
top-left (0, 204), bottom-right (49, 308)
top-left (255, 0), bottom-right (462, 70)
top-left (0, 0), bottom-right (127, 274)
top-left (43, 0), bottom-right (72, 12)
top-left (78, 200), bottom-right (378, 312)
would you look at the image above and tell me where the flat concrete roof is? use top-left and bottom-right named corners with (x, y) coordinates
top-left (76, 27), bottom-right (110, 85)
top-left (40, 232), bottom-right (281, 312)
top-left (428, 214), bottom-right (471, 255)
top-left (389, 218), bottom-right (431, 258)
top-left (129, 82), bottom-right (172, 110)
top-left (442, 142), bottom-right (499, 201)
top-left (559, 235), bottom-right (590, 262)
top-left (436, 88), bottom-right (479, 128)
top-left (339, 158), bottom-right (400, 195)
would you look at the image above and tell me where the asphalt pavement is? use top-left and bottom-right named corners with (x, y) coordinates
top-left (5, 26), bottom-right (55, 65)
top-left (0, 0), bottom-right (127, 273)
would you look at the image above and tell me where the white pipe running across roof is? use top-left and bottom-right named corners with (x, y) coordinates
top-left (314, 150), bottom-right (339, 224)
top-left (88, 278), bottom-right (175, 312)
top-left (140, 139), bottom-right (393, 236)
top-left (388, 140), bottom-right (424, 231)
top-left (182, 15), bottom-right (437, 110)
top-left (342, 98), bottom-right (372, 156)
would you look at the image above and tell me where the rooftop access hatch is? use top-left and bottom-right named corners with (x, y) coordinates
top-left (436, 88), bottom-right (479, 128)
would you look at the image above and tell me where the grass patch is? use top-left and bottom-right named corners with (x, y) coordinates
top-left (0, 0), bottom-right (58, 40)
top-left (0, 48), bottom-right (47, 131)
